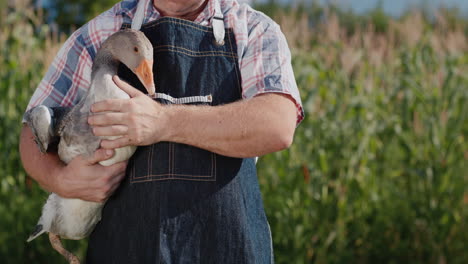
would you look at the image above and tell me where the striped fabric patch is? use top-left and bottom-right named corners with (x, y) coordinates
top-left (150, 93), bottom-right (213, 104)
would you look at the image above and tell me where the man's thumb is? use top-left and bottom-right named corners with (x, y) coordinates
top-left (88, 149), bottom-right (114, 164)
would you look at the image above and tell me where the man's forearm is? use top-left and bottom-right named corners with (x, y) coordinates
top-left (163, 93), bottom-right (297, 158)
top-left (19, 125), bottom-right (64, 192)
top-left (92, 79), bottom-right (298, 158)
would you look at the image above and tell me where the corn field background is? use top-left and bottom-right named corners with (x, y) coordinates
top-left (0, 0), bottom-right (467, 263)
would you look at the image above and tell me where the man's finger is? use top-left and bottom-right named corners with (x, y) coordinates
top-left (91, 99), bottom-right (127, 113)
top-left (101, 137), bottom-right (132, 149)
top-left (92, 125), bottom-right (128, 137)
top-left (113, 75), bottom-right (143, 98)
top-left (88, 112), bottom-right (127, 126)
top-left (87, 148), bottom-right (115, 164)
top-left (107, 161), bottom-right (128, 178)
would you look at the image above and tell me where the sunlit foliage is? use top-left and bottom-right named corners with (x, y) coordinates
top-left (0, 0), bottom-right (466, 263)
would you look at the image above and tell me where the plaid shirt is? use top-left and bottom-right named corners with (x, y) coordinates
top-left (25, 0), bottom-right (303, 123)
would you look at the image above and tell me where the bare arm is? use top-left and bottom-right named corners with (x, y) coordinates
top-left (89, 76), bottom-right (298, 158)
top-left (159, 93), bottom-right (296, 157)
top-left (20, 126), bottom-right (66, 191)
top-left (19, 125), bottom-right (127, 202)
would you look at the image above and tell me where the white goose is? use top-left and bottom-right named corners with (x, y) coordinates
top-left (24, 29), bottom-right (155, 263)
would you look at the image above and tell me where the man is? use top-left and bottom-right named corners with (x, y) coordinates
top-left (20, 0), bottom-right (303, 262)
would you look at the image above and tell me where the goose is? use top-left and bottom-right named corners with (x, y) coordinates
top-left (24, 29), bottom-right (155, 263)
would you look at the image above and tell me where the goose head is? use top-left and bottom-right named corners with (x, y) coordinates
top-left (98, 29), bottom-right (155, 95)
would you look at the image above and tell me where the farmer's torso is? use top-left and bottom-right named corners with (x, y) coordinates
top-left (86, 17), bottom-right (273, 264)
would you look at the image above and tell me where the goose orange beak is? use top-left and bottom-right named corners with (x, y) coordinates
top-left (135, 59), bottom-right (155, 96)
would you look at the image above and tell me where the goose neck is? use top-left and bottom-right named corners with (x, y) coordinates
top-left (92, 50), bottom-right (119, 80)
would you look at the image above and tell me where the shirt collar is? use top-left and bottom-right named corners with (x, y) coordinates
top-left (119, 0), bottom-right (217, 25)
top-left (194, 0), bottom-right (216, 24)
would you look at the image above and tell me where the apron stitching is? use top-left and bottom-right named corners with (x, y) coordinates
top-left (132, 157), bottom-right (136, 181)
top-left (124, 17), bottom-right (236, 33)
top-left (162, 177), bottom-right (215, 181)
top-left (169, 143), bottom-right (173, 178)
top-left (154, 45), bottom-right (236, 57)
top-left (143, 18), bottom-right (232, 33)
top-left (155, 48), bottom-right (236, 57)
top-left (170, 142), bottom-right (173, 178)
top-left (146, 19), bottom-right (212, 32)
top-left (148, 144), bottom-right (153, 179)
top-left (171, 142), bottom-right (175, 178)
top-left (154, 48), bottom-right (237, 58)
top-left (129, 159), bottom-right (133, 182)
top-left (142, 173), bottom-right (214, 177)
top-left (211, 153), bottom-right (214, 179)
top-left (214, 153), bottom-right (217, 181)
top-left (169, 143), bottom-right (175, 178)
top-left (131, 177), bottom-right (217, 183)
top-left (173, 143), bottom-right (176, 178)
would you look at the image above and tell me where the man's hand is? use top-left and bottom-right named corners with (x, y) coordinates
top-left (88, 76), bottom-right (168, 149)
top-left (20, 126), bottom-right (128, 202)
top-left (54, 149), bottom-right (127, 203)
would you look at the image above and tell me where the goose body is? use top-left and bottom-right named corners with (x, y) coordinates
top-left (28, 74), bottom-right (134, 241)
top-left (26, 29), bottom-right (155, 246)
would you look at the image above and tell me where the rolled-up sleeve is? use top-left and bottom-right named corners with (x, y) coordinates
top-left (239, 18), bottom-right (304, 124)
top-left (25, 30), bottom-right (92, 113)
top-left (23, 5), bottom-right (124, 122)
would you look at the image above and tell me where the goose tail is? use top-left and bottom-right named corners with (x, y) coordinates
top-left (27, 224), bottom-right (46, 242)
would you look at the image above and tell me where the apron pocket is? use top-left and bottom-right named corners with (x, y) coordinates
top-left (129, 94), bottom-right (216, 183)
top-left (171, 143), bottom-right (216, 181)
top-left (129, 142), bottom-right (171, 183)
top-left (129, 142), bottom-right (217, 183)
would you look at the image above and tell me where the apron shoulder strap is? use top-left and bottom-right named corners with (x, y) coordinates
top-left (212, 0), bottom-right (225, 45)
top-left (131, 0), bottom-right (147, 30)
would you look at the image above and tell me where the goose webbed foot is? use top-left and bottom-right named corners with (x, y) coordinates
top-left (49, 233), bottom-right (80, 264)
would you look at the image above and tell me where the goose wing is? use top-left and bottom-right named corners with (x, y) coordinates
top-left (58, 103), bottom-right (101, 164)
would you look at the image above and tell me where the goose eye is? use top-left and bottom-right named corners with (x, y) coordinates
top-left (134, 47), bottom-right (139, 53)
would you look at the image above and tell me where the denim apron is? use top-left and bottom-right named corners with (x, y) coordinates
top-left (85, 5), bottom-right (273, 264)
